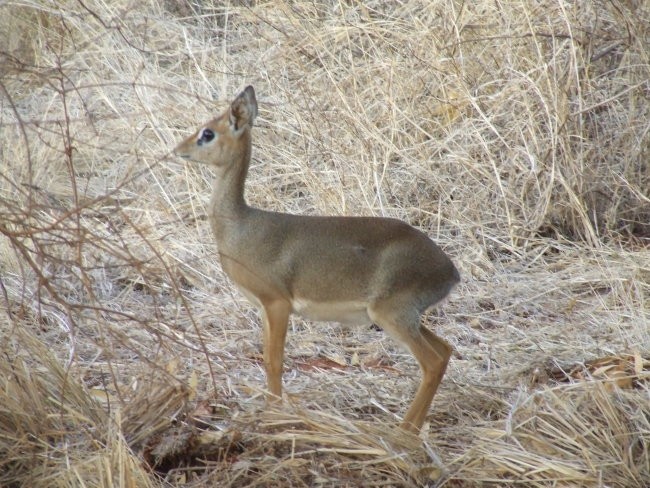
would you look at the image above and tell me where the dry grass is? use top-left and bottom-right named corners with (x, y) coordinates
top-left (1, 0), bottom-right (649, 486)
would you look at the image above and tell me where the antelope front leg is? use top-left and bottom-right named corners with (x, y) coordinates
top-left (261, 300), bottom-right (291, 401)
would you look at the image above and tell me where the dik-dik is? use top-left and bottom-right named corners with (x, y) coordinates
top-left (174, 86), bottom-right (459, 432)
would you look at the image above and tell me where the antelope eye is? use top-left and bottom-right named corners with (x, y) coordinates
top-left (197, 128), bottom-right (215, 145)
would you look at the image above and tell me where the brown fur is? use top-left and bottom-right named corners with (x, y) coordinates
top-left (174, 86), bottom-right (459, 432)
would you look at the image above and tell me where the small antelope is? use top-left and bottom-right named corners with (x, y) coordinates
top-left (174, 86), bottom-right (460, 432)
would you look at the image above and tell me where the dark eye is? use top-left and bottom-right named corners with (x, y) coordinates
top-left (197, 128), bottom-right (215, 146)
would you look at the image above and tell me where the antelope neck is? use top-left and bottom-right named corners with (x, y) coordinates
top-left (208, 130), bottom-right (252, 223)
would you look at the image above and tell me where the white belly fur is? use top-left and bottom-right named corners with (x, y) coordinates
top-left (232, 284), bottom-right (371, 326)
top-left (291, 298), bottom-right (371, 326)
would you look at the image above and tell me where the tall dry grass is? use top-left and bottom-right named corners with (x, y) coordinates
top-left (0, 0), bottom-right (648, 486)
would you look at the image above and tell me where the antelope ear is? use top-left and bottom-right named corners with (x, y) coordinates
top-left (229, 85), bottom-right (258, 133)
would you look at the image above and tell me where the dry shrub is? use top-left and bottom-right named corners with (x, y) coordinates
top-left (451, 383), bottom-right (649, 486)
top-left (0, 328), bottom-right (183, 488)
top-left (0, 0), bottom-right (648, 486)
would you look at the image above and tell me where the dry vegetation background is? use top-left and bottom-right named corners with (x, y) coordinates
top-left (1, 0), bottom-right (649, 486)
